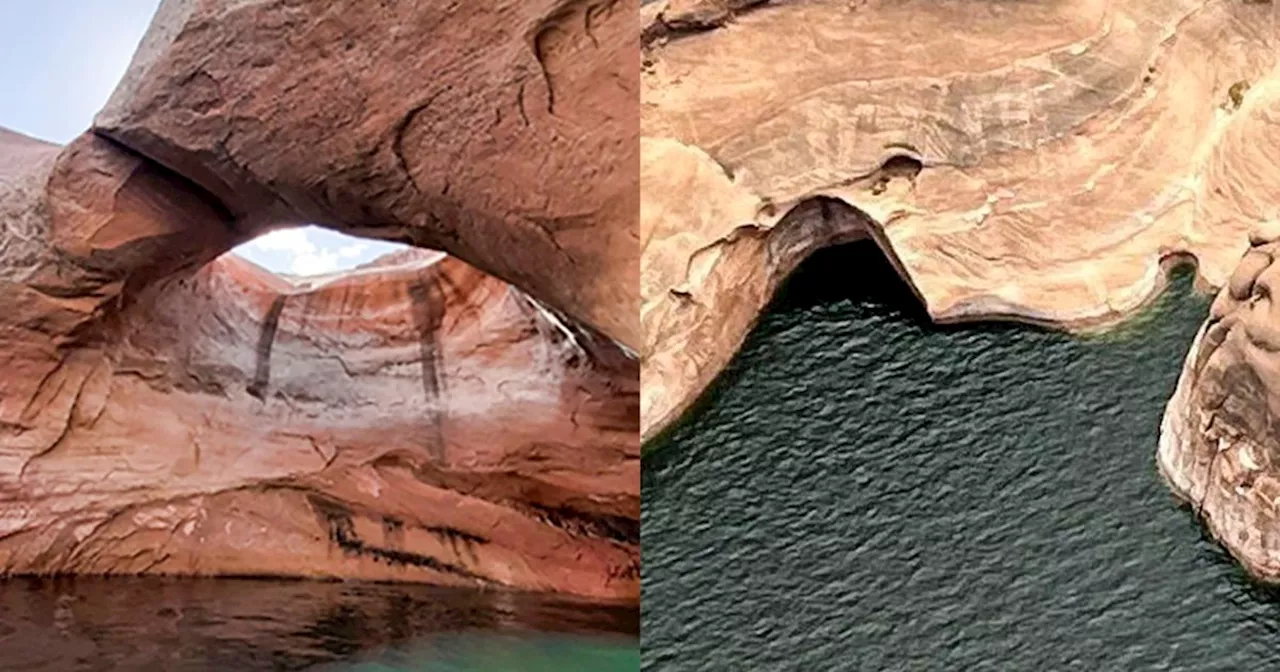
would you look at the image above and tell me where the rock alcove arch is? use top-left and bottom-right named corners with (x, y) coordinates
top-left (639, 0), bottom-right (1280, 443)
top-left (639, 0), bottom-right (1280, 592)
top-left (0, 0), bottom-right (639, 601)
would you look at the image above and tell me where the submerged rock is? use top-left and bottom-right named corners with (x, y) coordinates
top-left (640, 0), bottom-right (1280, 441)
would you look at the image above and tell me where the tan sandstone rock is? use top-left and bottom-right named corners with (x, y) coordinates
top-left (0, 126), bottom-right (638, 599)
top-left (1159, 222), bottom-right (1280, 583)
top-left (640, 0), bottom-right (1280, 442)
top-left (94, 0), bottom-right (639, 351)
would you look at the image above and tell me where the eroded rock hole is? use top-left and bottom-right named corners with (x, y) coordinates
top-left (869, 154), bottom-right (923, 195)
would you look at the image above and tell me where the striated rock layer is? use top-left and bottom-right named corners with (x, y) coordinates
top-left (640, 0), bottom-right (1280, 442)
top-left (2, 0), bottom-right (640, 600)
top-left (0, 125), bottom-right (639, 599)
top-left (1160, 224), bottom-right (1280, 582)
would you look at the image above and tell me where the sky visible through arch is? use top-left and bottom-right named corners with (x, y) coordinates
top-left (1, 0), bottom-right (407, 276)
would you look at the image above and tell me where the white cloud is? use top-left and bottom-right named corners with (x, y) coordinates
top-left (290, 248), bottom-right (339, 275)
top-left (250, 228), bottom-right (313, 253)
top-left (247, 227), bottom-right (339, 276)
top-left (234, 225), bottom-right (409, 276)
top-left (338, 242), bottom-right (369, 258)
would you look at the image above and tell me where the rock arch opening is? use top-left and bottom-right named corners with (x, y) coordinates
top-left (762, 196), bottom-right (929, 310)
top-left (1, 0), bottom-right (639, 601)
top-left (0, 127), bottom-right (639, 600)
top-left (641, 185), bottom-right (1219, 443)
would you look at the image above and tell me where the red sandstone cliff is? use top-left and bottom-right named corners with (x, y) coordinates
top-left (0, 119), bottom-right (637, 599)
top-left (95, 0), bottom-right (640, 350)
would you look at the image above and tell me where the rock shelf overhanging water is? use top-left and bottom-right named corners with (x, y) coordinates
top-left (640, 0), bottom-right (1280, 444)
top-left (0, 0), bottom-right (640, 600)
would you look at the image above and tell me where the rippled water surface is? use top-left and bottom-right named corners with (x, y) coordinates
top-left (0, 577), bottom-right (637, 671)
top-left (641, 242), bottom-right (1280, 670)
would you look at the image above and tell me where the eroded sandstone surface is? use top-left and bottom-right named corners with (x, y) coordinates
top-left (1160, 223), bottom-right (1280, 582)
top-left (1, 0), bottom-right (639, 600)
top-left (0, 127), bottom-right (638, 599)
top-left (640, 0), bottom-right (1280, 442)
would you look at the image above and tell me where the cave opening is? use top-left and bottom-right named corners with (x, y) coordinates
top-left (771, 239), bottom-right (934, 322)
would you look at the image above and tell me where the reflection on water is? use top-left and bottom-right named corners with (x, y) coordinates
top-left (642, 242), bottom-right (1280, 670)
top-left (0, 576), bottom-right (637, 671)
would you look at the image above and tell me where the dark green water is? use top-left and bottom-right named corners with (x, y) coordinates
top-left (641, 242), bottom-right (1280, 670)
top-left (0, 577), bottom-right (637, 671)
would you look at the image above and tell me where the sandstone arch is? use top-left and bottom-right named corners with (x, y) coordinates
top-left (1, 0), bottom-right (639, 600)
top-left (640, 0), bottom-right (1280, 442)
top-left (94, 0), bottom-right (639, 351)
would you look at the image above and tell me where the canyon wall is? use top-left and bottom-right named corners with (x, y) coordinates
top-left (1, 0), bottom-right (641, 601)
top-left (0, 127), bottom-right (637, 599)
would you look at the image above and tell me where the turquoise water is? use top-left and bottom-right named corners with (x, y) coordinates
top-left (0, 577), bottom-right (636, 670)
top-left (641, 242), bottom-right (1280, 670)
top-left (315, 635), bottom-right (638, 671)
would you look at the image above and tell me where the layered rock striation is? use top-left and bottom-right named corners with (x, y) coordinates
top-left (1, 0), bottom-right (639, 600)
top-left (0, 126), bottom-right (638, 599)
top-left (640, 0), bottom-right (1280, 442)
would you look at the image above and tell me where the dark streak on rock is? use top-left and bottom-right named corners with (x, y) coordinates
top-left (424, 525), bottom-right (489, 546)
top-left (381, 516), bottom-right (404, 547)
top-left (607, 557), bottom-right (641, 583)
top-left (523, 503), bottom-right (640, 545)
top-left (643, 0), bottom-right (776, 48)
top-left (517, 80), bottom-right (532, 127)
top-left (247, 294), bottom-right (287, 399)
top-left (308, 495), bottom-right (489, 583)
top-left (408, 273), bottom-right (447, 461)
top-left (426, 526), bottom-right (488, 566)
top-left (532, 16), bottom-right (565, 116)
top-left (583, 1), bottom-right (608, 48)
